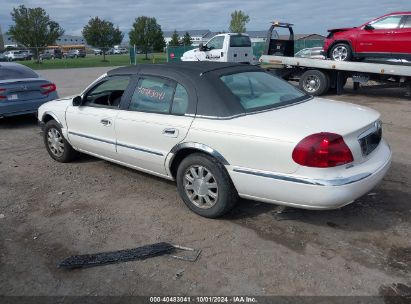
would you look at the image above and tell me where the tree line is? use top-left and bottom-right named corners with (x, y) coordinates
top-left (6, 5), bottom-right (250, 61)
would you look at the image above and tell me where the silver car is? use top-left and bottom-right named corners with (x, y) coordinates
top-left (3, 50), bottom-right (27, 61)
top-left (0, 62), bottom-right (58, 118)
top-left (295, 47), bottom-right (325, 59)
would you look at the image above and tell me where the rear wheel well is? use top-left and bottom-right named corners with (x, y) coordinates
top-left (170, 148), bottom-right (227, 179)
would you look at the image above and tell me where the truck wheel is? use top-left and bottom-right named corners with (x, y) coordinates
top-left (330, 43), bottom-right (352, 61)
top-left (176, 153), bottom-right (238, 218)
top-left (299, 70), bottom-right (330, 96)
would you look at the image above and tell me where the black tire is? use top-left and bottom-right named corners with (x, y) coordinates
top-left (329, 43), bottom-right (352, 61)
top-left (299, 70), bottom-right (330, 96)
top-left (43, 120), bottom-right (78, 163)
top-left (176, 153), bottom-right (238, 218)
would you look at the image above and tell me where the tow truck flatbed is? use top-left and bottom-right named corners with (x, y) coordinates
top-left (259, 55), bottom-right (411, 96)
top-left (260, 55), bottom-right (411, 78)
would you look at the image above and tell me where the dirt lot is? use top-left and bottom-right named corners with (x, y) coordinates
top-left (0, 67), bottom-right (410, 297)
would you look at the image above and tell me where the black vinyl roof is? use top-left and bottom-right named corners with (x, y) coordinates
top-left (108, 62), bottom-right (263, 118)
top-left (108, 62), bottom-right (258, 77)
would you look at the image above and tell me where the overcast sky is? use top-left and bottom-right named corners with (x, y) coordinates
top-left (1, 0), bottom-right (410, 38)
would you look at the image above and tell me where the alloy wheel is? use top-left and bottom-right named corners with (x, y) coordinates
top-left (332, 46), bottom-right (348, 61)
top-left (183, 165), bottom-right (218, 209)
top-left (47, 128), bottom-right (64, 157)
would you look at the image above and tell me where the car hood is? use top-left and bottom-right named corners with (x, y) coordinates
top-left (181, 49), bottom-right (201, 60)
top-left (327, 27), bottom-right (356, 33)
top-left (41, 96), bottom-right (74, 109)
top-left (217, 97), bottom-right (380, 143)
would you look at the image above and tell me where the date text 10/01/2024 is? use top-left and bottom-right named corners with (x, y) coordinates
top-left (149, 296), bottom-right (258, 303)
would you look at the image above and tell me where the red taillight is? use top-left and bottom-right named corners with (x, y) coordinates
top-left (0, 88), bottom-right (6, 100)
top-left (292, 132), bottom-right (353, 168)
top-left (40, 83), bottom-right (56, 95)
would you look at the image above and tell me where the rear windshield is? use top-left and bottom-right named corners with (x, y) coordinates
top-left (220, 71), bottom-right (308, 112)
top-left (229, 35), bottom-right (251, 47)
top-left (0, 65), bottom-right (39, 80)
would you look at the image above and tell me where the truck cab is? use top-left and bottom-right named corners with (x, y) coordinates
top-left (181, 33), bottom-right (255, 64)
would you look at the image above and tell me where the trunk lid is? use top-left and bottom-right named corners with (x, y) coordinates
top-left (220, 97), bottom-right (381, 163)
top-left (0, 79), bottom-right (52, 102)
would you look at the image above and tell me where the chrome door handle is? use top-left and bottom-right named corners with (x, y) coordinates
top-left (163, 128), bottom-right (178, 137)
top-left (100, 119), bottom-right (112, 126)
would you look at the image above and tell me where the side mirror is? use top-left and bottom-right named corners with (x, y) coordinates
top-left (72, 96), bottom-right (83, 106)
top-left (199, 43), bottom-right (206, 51)
top-left (364, 24), bottom-right (374, 30)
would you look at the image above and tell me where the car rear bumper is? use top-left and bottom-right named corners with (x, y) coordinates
top-left (0, 97), bottom-right (54, 117)
top-left (228, 140), bottom-right (392, 210)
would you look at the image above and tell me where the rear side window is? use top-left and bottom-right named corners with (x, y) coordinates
top-left (403, 16), bottom-right (411, 28)
top-left (229, 35), bottom-right (251, 47)
top-left (171, 84), bottom-right (189, 115)
top-left (0, 65), bottom-right (39, 80)
top-left (220, 71), bottom-right (307, 112)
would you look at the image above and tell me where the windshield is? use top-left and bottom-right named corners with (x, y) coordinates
top-left (220, 71), bottom-right (308, 112)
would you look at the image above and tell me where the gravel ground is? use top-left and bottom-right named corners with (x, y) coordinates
top-left (0, 67), bottom-right (410, 297)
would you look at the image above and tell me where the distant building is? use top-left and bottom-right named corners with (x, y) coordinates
top-left (3, 34), bottom-right (86, 47)
top-left (55, 35), bottom-right (86, 45)
top-left (163, 30), bottom-right (211, 46)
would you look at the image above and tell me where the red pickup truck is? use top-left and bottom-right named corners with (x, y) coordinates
top-left (323, 12), bottom-right (411, 61)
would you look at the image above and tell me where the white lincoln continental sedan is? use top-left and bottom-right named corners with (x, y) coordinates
top-left (38, 62), bottom-right (391, 218)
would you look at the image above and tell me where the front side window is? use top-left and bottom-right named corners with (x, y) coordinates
top-left (220, 71), bottom-right (307, 112)
top-left (369, 15), bottom-right (402, 29)
top-left (85, 76), bottom-right (130, 107)
top-left (206, 36), bottom-right (225, 50)
top-left (129, 78), bottom-right (174, 113)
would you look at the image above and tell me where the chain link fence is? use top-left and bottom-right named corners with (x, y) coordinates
top-left (165, 39), bottom-right (325, 62)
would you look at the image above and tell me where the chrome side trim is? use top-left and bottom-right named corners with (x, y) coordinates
top-left (232, 167), bottom-right (372, 186)
top-left (117, 142), bottom-right (163, 156)
top-left (68, 131), bottom-right (164, 156)
top-left (68, 131), bottom-right (116, 145)
top-left (169, 142), bottom-right (229, 165)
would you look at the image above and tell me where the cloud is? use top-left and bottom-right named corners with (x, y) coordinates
top-left (1, 0), bottom-right (410, 37)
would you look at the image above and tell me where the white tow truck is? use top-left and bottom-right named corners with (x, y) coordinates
top-left (181, 33), bottom-right (256, 64)
top-left (259, 22), bottom-right (411, 96)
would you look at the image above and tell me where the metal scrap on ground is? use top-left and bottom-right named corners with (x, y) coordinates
top-left (58, 242), bottom-right (201, 269)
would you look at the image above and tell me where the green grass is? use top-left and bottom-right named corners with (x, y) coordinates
top-left (16, 53), bottom-right (167, 70)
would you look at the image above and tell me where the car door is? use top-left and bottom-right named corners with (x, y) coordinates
top-left (205, 36), bottom-right (225, 62)
top-left (115, 75), bottom-right (195, 176)
top-left (392, 15), bottom-right (411, 56)
top-left (356, 15), bottom-right (402, 55)
top-left (66, 75), bottom-right (131, 160)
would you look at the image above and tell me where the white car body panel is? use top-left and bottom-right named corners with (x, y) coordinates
top-left (37, 69), bottom-right (392, 211)
top-left (115, 111), bottom-right (194, 174)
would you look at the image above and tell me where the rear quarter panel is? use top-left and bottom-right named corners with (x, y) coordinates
top-left (185, 117), bottom-right (299, 174)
